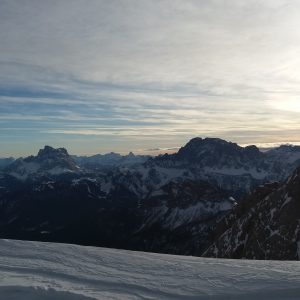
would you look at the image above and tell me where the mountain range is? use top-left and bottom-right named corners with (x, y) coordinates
top-left (0, 137), bottom-right (299, 259)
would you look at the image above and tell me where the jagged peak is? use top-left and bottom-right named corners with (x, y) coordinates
top-left (37, 145), bottom-right (69, 158)
top-left (271, 144), bottom-right (300, 153)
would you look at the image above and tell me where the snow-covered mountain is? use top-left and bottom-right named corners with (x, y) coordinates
top-left (0, 143), bottom-right (235, 255)
top-left (4, 146), bottom-right (80, 180)
top-left (4, 138), bottom-right (300, 197)
top-left (0, 239), bottom-right (299, 300)
top-left (147, 137), bottom-right (300, 196)
top-left (89, 137), bottom-right (300, 204)
top-left (1, 138), bottom-right (300, 258)
top-left (204, 166), bottom-right (300, 260)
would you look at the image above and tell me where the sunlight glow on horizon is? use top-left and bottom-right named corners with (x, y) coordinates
top-left (1, 1), bottom-right (300, 156)
top-left (270, 99), bottom-right (300, 113)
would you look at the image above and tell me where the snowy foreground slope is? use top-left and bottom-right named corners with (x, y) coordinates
top-left (0, 240), bottom-right (300, 300)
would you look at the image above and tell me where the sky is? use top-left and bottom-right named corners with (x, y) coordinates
top-left (1, 0), bottom-right (300, 157)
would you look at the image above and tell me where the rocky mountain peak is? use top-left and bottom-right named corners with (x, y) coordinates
top-left (244, 145), bottom-right (260, 156)
top-left (5, 146), bottom-right (79, 180)
top-left (35, 145), bottom-right (78, 172)
top-left (37, 145), bottom-right (69, 159)
top-left (164, 137), bottom-right (264, 170)
top-left (176, 137), bottom-right (239, 159)
top-left (128, 151), bottom-right (135, 157)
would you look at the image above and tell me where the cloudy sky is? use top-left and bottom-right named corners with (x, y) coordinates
top-left (1, 0), bottom-right (300, 156)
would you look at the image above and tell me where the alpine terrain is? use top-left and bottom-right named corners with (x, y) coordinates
top-left (0, 137), bottom-right (300, 259)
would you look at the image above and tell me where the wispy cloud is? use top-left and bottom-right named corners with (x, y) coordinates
top-left (1, 0), bottom-right (300, 156)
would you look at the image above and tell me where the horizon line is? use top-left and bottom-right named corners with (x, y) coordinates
top-left (2, 138), bottom-right (300, 159)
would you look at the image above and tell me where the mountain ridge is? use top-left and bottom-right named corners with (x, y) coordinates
top-left (0, 137), bottom-right (300, 259)
top-left (203, 166), bottom-right (300, 260)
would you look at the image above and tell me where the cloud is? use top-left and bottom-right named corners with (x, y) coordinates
top-left (1, 0), bottom-right (300, 155)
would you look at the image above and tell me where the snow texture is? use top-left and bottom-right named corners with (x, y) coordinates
top-left (0, 239), bottom-right (299, 300)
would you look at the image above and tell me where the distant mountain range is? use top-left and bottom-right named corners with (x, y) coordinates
top-left (0, 137), bottom-right (299, 259)
top-left (73, 152), bottom-right (150, 170)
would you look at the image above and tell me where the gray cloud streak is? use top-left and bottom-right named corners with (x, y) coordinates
top-left (1, 0), bottom-right (300, 155)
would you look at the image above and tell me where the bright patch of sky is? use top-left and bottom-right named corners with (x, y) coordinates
top-left (1, 0), bottom-right (300, 156)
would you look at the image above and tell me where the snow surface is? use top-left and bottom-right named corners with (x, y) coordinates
top-left (0, 239), bottom-right (299, 300)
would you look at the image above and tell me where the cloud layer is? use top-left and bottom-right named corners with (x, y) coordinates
top-left (1, 0), bottom-right (300, 156)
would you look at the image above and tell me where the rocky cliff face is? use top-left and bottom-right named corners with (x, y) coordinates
top-left (203, 167), bottom-right (300, 260)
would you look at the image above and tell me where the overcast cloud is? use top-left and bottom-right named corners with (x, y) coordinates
top-left (1, 0), bottom-right (300, 156)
